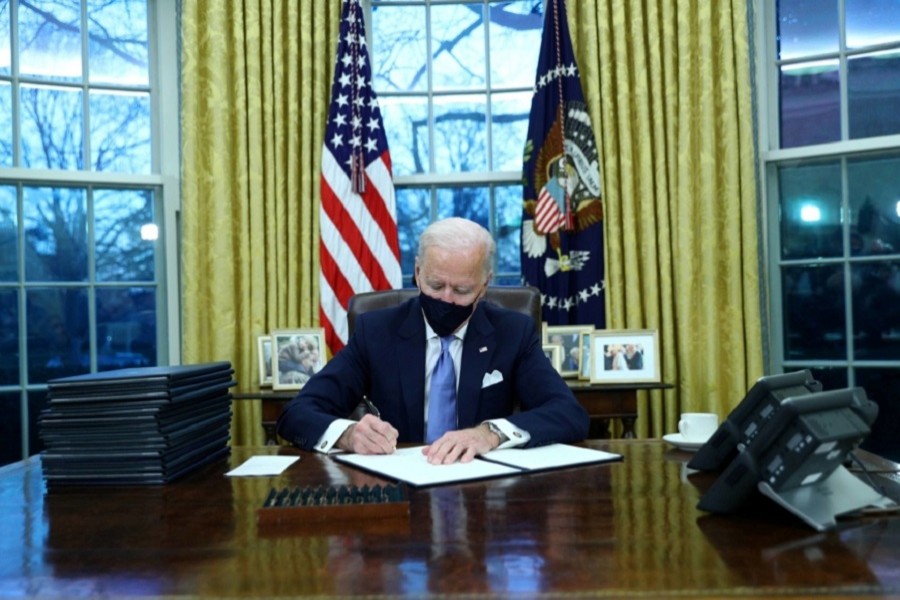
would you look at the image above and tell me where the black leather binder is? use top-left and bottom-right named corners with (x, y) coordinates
top-left (40, 362), bottom-right (235, 486)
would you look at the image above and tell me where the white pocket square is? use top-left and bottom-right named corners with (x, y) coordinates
top-left (481, 370), bottom-right (503, 388)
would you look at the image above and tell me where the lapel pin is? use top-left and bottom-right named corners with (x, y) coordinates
top-left (479, 346), bottom-right (488, 353)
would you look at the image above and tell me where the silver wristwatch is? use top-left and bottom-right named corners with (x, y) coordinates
top-left (483, 420), bottom-right (508, 443)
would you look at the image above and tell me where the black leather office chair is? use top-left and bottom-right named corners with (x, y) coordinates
top-left (346, 286), bottom-right (543, 338)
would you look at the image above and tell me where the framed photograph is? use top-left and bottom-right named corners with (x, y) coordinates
top-left (546, 325), bottom-right (594, 378)
top-left (590, 329), bottom-right (660, 384)
top-left (271, 328), bottom-right (327, 391)
top-left (542, 343), bottom-right (563, 373)
top-left (257, 335), bottom-right (274, 387)
top-left (578, 330), bottom-right (593, 381)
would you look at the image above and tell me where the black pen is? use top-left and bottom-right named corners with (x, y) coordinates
top-left (362, 395), bottom-right (381, 418)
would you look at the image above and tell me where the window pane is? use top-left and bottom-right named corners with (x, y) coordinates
top-left (431, 4), bottom-right (485, 91)
top-left (381, 96), bottom-right (428, 175)
top-left (853, 261), bottom-right (900, 359)
top-left (488, 1), bottom-right (543, 88)
top-left (495, 185), bottom-right (523, 276)
top-left (87, 0), bottom-right (149, 85)
top-left (776, 0), bottom-right (838, 59)
top-left (20, 84), bottom-right (84, 170)
top-left (17, 0), bottom-right (82, 82)
top-left (94, 188), bottom-right (155, 282)
top-left (0, 289), bottom-right (18, 385)
top-left (805, 366), bottom-right (848, 390)
top-left (846, 0), bottom-right (900, 49)
top-left (434, 94), bottom-right (487, 173)
top-left (436, 186), bottom-right (488, 225)
top-left (96, 286), bottom-right (155, 370)
top-left (396, 186), bottom-right (430, 281)
top-left (856, 368), bottom-right (900, 462)
top-left (779, 61), bottom-right (840, 148)
top-left (24, 186), bottom-right (88, 282)
top-left (90, 90), bottom-right (152, 173)
top-left (782, 264), bottom-right (845, 360)
top-left (0, 81), bottom-right (11, 166)
top-left (0, 185), bottom-right (16, 281)
top-left (779, 161), bottom-right (843, 259)
top-left (847, 155), bottom-right (900, 257)
top-left (371, 4), bottom-right (427, 93)
top-left (27, 390), bottom-right (47, 456)
top-left (848, 50), bottom-right (900, 140)
top-left (0, 0), bottom-right (9, 75)
top-left (26, 287), bottom-right (89, 382)
top-left (0, 392), bottom-right (22, 466)
top-left (491, 91), bottom-right (530, 171)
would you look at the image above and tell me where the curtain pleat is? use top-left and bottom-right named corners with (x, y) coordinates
top-left (570, 0), bottom-right (764, 437)
top-left (180, 1), bottom-right (340, 445)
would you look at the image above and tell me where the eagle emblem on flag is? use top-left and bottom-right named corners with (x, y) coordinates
top-left (520, 0), bottom-right (606, 328)
top-left (523, 99), bottom-right (603, 278)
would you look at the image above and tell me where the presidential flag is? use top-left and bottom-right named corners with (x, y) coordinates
top-left (320, 0), bottom-right (401, 354)
top-left (521, 0), bottom-right (605, 328)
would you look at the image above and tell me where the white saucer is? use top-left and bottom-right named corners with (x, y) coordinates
top-left (662, 433), bottom-right (707, 452)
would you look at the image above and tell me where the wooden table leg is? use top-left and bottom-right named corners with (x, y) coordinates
top-left (570, 386), bottom-right (638, 439)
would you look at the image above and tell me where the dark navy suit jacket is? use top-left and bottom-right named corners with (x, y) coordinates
top-left (275, 297), bottom-right (589, 450)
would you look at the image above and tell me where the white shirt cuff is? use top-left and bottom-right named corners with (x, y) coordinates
top-left (486, 418), bottom-right (530, 449)
top-left (315, 418), bottom-right (357, 453)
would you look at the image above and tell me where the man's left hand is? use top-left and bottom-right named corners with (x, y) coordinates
top-left (422, 424), bottom-right (500, 464)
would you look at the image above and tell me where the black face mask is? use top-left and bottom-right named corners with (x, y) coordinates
top-left (419, 292), bottom-right (477, 337)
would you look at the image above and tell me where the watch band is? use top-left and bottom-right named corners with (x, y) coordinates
top-left (483, 420), bottom-right (508, 443)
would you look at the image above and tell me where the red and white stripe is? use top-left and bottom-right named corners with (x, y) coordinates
top-left (534, 185), bottom-right (567, 234)
top-left (319, 146), bottom-right (401, 354)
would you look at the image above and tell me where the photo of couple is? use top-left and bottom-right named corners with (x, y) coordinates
top-left (603, 343), bottom-right (644, 371)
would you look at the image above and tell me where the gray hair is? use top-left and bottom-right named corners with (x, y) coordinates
top-left (416, 217), bottom-right (495, 280)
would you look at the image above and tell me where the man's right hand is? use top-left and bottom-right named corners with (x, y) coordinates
top-left (337, 413), bottom-right (398, 454)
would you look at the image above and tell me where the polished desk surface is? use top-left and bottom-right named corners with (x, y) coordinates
top-left (2, 440), bottom-right (900, 598)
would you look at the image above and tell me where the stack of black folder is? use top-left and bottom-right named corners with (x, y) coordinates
top-left (39, 362), bottom-right (235, 485)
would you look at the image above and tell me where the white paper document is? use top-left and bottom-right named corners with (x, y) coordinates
top-left (225, 455), bottom-right (300, 477)
top-left (334, 444), bottom-right (621, 487)
top-left (335, 447), bottom-right (520, 486)
top-left (481, 444), bottom-right (622, 471)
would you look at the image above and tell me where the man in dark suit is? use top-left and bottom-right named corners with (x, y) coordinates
top-left (276, 217), bottom-right (589, 464)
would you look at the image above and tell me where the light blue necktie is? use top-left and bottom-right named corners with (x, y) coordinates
top-left (426, 335), bottom-right (457, 443)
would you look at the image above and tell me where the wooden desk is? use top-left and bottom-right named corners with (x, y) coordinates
top-left (3, 441), bottom-right (899, 598)
top-left (235, 381), bottom-right (670, 444)
top-left (567, 380), bottom-right (671, 438)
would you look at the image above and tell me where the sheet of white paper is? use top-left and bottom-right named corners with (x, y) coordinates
top-left (225, 455), bottom-right (300, 477)
top-left (482, 444), bottom-right (621, 471)
top-left (335, 446), bottom-right (520, 486)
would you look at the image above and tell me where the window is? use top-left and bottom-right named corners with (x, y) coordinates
top-left (761, 0), bottom-right (900, 460)
top-left (0, 0), bottom-right (178, 466)
top-left (369, 0), bottom-right (544, 285)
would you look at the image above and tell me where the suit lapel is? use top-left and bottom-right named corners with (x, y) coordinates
top-left (458, 305), bottom-right (496, 428)
top-left (396, 299), bottom-right (427, 440)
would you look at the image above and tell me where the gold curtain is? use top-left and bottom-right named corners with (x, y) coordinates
top-left (180, 1), bottom-right (341, 445)
top-left (569, 0), bottom-right (765, 437)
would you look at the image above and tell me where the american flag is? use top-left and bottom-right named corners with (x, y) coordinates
top-left (521, 0), bottom-right (606, 328)
top-left (320, 0), bottom-right (401, 354)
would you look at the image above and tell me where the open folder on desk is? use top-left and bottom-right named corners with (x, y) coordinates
top-left (334, 444), bottom-right (622, 487)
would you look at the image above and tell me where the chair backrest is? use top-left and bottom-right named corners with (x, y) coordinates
top-left (347, 286), bottom-right (543, 338)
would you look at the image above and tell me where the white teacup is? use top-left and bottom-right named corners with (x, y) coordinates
top-left (677, 412), bottom-right (718, 443)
